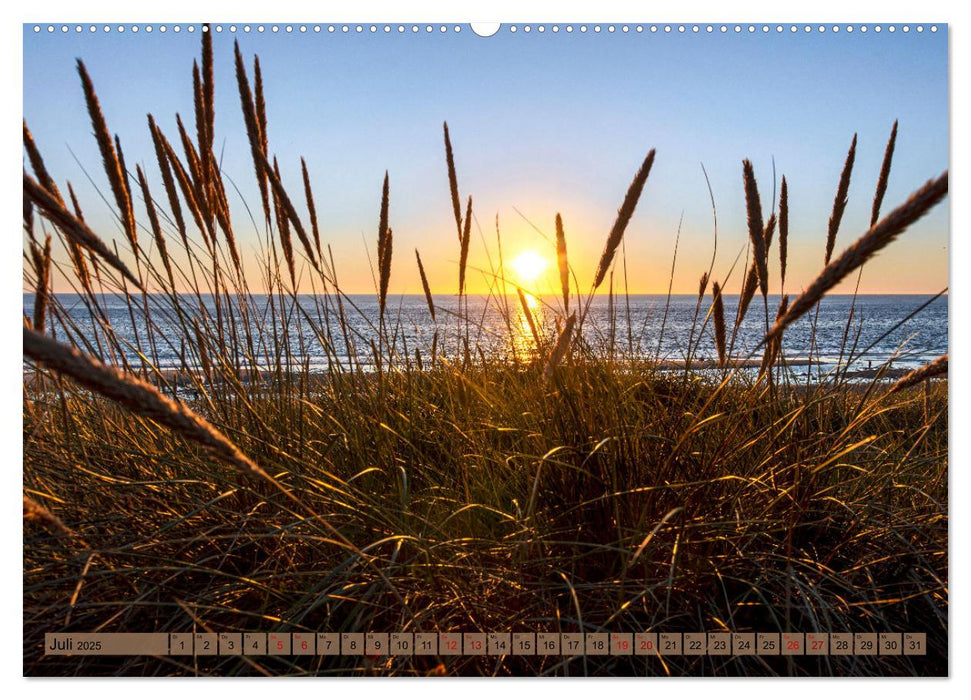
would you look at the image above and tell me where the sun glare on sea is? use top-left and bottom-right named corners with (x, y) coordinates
top-left (510, 250), bottom-right (548, 285)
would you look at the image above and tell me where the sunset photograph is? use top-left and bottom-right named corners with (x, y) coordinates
top-left (22, 19), bottom-right (948, 677)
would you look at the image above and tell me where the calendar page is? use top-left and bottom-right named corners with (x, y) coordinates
top-left (22, 18), bottom-right (948, 678)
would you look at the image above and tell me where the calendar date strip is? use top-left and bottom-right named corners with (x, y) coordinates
top-left (44, 631), bottom-right (927, 657)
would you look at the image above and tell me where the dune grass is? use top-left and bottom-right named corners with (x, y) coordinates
top-left (23, 28), bottom-right (947, 676)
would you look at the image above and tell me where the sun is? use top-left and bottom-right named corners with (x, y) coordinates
top-left (510, 250), bottom-right (548, 285)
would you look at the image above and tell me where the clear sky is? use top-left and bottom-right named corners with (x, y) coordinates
top-left (23, 24), bottom-right (948, 295)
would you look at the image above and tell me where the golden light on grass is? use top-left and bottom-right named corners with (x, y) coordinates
top-left (513, 286), bottom-right (543, 357)
top-left (21, 27), bottom-right (950, 678)
top-left (510, 249), bottom-right (548, 285)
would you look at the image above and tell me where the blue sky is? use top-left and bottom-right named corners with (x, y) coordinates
top-left (23, 24), bottom-right (948, 294)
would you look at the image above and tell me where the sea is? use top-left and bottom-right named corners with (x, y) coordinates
top-left (26, 293), bottom-right (948, 379)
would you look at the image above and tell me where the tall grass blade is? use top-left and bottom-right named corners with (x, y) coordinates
top-left (593, 149), bottom-right (656, 289)
top-left (543, 312), bottom-right (576, 381)
top-left (890, 353), bottom-right (947, 393)
top-left (24, 173), bottom-right (140, 286)
top-left (742, 159), bottom-right (768, 298)
top-left (826, 133), bottom-right (858, 264)
top-left (416, 249), bottom-right (435, 321)
top-left (24, 327), bottom-right (271, 482)
top-left (871, 121), bottom-right (898, 227)
top-left (712, 281), bottom-right (726, 367)
top-left (234, 41), bottom-right (271, 225)
top-left (779, 175), bottom-right (789, 290)
top-left (459, 196), bottom-right (472, 296)
top-left (76, 60), bottom-right (137, 253)
top-left (443, 122), bottom-right (463, 241)
top-left (768, 172), bottom-right (948, 341)
top-left (556, 213), bottom-right (570, 313)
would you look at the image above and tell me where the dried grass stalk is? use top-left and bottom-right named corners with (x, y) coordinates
top-left (23, 495), bottom-right (73, 537)
top-left (159, 129), bottom-right (210, 249)
top-left (377, 172), bottom-right (392, 314)
top-left (459, 196), bottom-right (472, 296)
top-left (779, 175), bottom-right (789, 289)
top-left (826, 133), bottom-right (858, 264)
top-left (517, 288), bottom-right (540, 349)
top-left (415, 249), bottom-right (436, 320)
top-left (186, 150), bottom-right (238, 269)
top-left (712, 281), bottom-right (726, 367)
top-left (301, 158), bottom-right (322, 259)
top-left (113, 133), bottom-right (132, 221)
top-left (443, 122), bottom-right (463, 241)
top-left (211, 181), bottom-right (240, 271)
top-left (890, 353), bottom-right (947, 393)
top-left (234, 41), bottom-right (271, 225)
top-left (175, 114), bottom-right (213, 227)
top-left (201, 24), bottom-right (215, 157)
top-left (256, 149), bottom-right (319, 269)
top-left (24, 327), bottom-right (270, 481)
top-left (148, 116), bottom-right (188, 247)
top-left (24, 172), bottom-right (140, 286)
top-left (76, 60), bottom-right (137, 252)
top-left (136, 165), bottom-right (175, 285)
top-left (65, 184), bottom-right (92, 289)
top-left (23, 195), bottom-right (35, 243)
top-left (594, 149), bottom-right (656, 289)
top-left (272, 159), bottom-right (296, 284)
top-left (760, 294), bottom-right (789, 373)
top-left (378, 171), bottom-right (390, 239)
top-left (555, 213), bottom-right (570, 313)
top-left (254, 57), bottom-right (269, 158)
top-left (30, 234), bottom-right (52, 333)
top-left (768, 172), bottom-right (948, 341)
top-left (175, 113), bottom-right (203, 190)
top-left (67, 181), bottom-right (86, 220)
top-left (192, 62), bottom-right (210, 196)
top-left (543, 312), bottom-right (576, 381)
top-left (763, 212), bottom-right (777, 252)
top-left (871, 120), bottom-right (898, 227)
top-left (735, 264), bottom-right (759, 332)
top-left (23, 121), bottom-right (63, 203)
top-left (379, 228), bottom-right (393, 316)
top-left (742, 159), bottom-right (768, 298)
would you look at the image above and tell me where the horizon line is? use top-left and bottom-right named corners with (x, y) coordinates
top-left (35, 290), bottom-right (949, 297)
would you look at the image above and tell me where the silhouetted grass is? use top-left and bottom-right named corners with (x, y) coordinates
top-left (23, 29), bottom-right (947, 677)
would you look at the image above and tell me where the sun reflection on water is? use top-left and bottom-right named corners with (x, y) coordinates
top-left (511, 291), bottom-right (543, 360)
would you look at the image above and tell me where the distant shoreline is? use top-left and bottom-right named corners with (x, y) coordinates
top-left (24, 359), bottom-right (925, 387)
